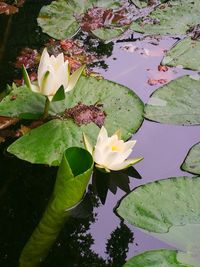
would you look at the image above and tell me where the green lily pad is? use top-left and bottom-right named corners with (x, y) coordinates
top-left (117, 176), bottom-right (200, 233)
top-left (38, 0), bottom-right (81, 40)
top-left (9, 119), bottom-right (98, 166)
top-left (5, 76), bottom-right (143, 165)
top-left (123, 250), bottom-right (189, 267)
top-left (181, 142), bottom-right (200, 175)
top-left (162, 38), bottom-right (200, 70)
top-left (117, 176), bottom-right (200, 267)
top-left (144, 75), bottom-right (200, 125)
top-left (38, 0), bottom-right (123, 40)
top-left (130, 0), bottom-right (200, 36)
top-left (20, 147), bottom-right (94, 267)
top-left (0, 85), bottom-right (45, 119)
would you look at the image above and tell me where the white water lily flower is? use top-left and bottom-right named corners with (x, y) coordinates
top-left (83, 126), bottom-right (143, 172)
top-left (23, 48), bottom-right (84, 101)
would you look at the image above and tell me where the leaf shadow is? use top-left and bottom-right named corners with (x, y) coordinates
top-left (91, 167), bottom-right (142, 204)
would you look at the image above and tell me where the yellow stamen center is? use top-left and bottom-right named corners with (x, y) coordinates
top-left (112, 145), bottom-right (120, 151)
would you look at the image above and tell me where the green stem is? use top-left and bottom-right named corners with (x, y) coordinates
top-left (42, 97), bottom-right (50, 120)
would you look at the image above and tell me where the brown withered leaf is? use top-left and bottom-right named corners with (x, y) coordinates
top-left (0, 0), bottom-right (25, 15)
top-left (15, 48), bottom-right (39, 69)
top-left (65, 102), bottom-right (106, 127)
top-left (79, 6), bottom-right (131, 32)
top-left (0, 117), bottom-right (19, 130)
top-left (158, 65), bottom-right (169, 72)
top-left (0, 2), bottom-right (18, 14)
top-left (147, 78), bottom-right (168, 86)
top-left (186, 24), bottom-right (200, 40)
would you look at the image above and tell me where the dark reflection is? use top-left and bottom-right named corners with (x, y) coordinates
top-left (106, 222), bottom-right (134, 267)
top-left (0, 0), bottom-right (51, 90)
top-left (42, 187), bottom-right (109, 267)
top-left (0, 2), bottom-right (115, 91)
top-left (0, 142), bottom-right (57, 267)
top-left (0, 140), bottom-right (138, 267)
top-left (116, 33), bottom-right (139, 43)
top-left (69, 31), bottom-right (114, 71)
top-left (41, 186), bottom-right (134, 267)
top-left (92, 167), bottom-right (142, 204)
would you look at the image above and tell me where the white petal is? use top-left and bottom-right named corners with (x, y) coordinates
top-left (41, 71), bottom-right (55, 96)
top-left (116, 148), bottom-right (133, 162)
top-left (38, 48), bottom-right (50, 88)
top-left (54, 62), bottom-right (69, 90)
top-left (56, 53), bottom-right (65, 66)
top-left (93, 146), bottom-right (106, 165)
top-left (96, 126), bottom-right (108, 147)
top-left (109, 157), bottom-right (143, 171)
top-left (50, 53), bottom-right (65, 71)
top-left (66, 65), bottom-right (85, 92)
top-left (122, 140), bottom-right (137, 151)
top-left (107, 139), bottom-right (136, 153)
top-left (103, 150), bottom-right (125, 167)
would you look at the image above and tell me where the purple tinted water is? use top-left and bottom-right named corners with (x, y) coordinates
top-left (89, 35), bottom-right (200, 260)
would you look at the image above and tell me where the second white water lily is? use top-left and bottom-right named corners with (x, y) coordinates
top-left (83, 126), bottom-right (143, 172)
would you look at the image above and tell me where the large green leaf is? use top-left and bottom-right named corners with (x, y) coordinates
top-left (0, 86), bottom-right (45, 119)
top-left (130, 0), bottom-right (200, 35)
top-left (117, 176), bottom-right (200, 233)
top-left (162, 38), bottom-right (200, 70)
top-left (144, 75), bottom-right (200, 125)
top-left (181, 142), bottom-right (200, 175)
top-left (123, 250), bottom-right (189, 267)
top-left (8, 119), bottom-right (99, 166)
top-left (117, 176), bottom-right (200, 267)
top-left (5, 76), bottom-right (144, 165)
top-left (20, 147), bottom-right (93, 267)
top-left (37, 0), bottom-right (123, 40)
top-left (38, 0), bottom-right (81, 40)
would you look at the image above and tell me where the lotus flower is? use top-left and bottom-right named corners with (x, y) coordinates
top-left (83, 126), bottom-right (143, 172)
top-left (23, 48), bottom-right (84, 101)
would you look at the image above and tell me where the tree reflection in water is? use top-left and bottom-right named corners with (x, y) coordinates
top-left (0, 143), bottom-right (141, 267)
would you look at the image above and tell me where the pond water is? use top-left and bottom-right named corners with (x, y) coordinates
top-left (0, 1), bottom-right (200, 267)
